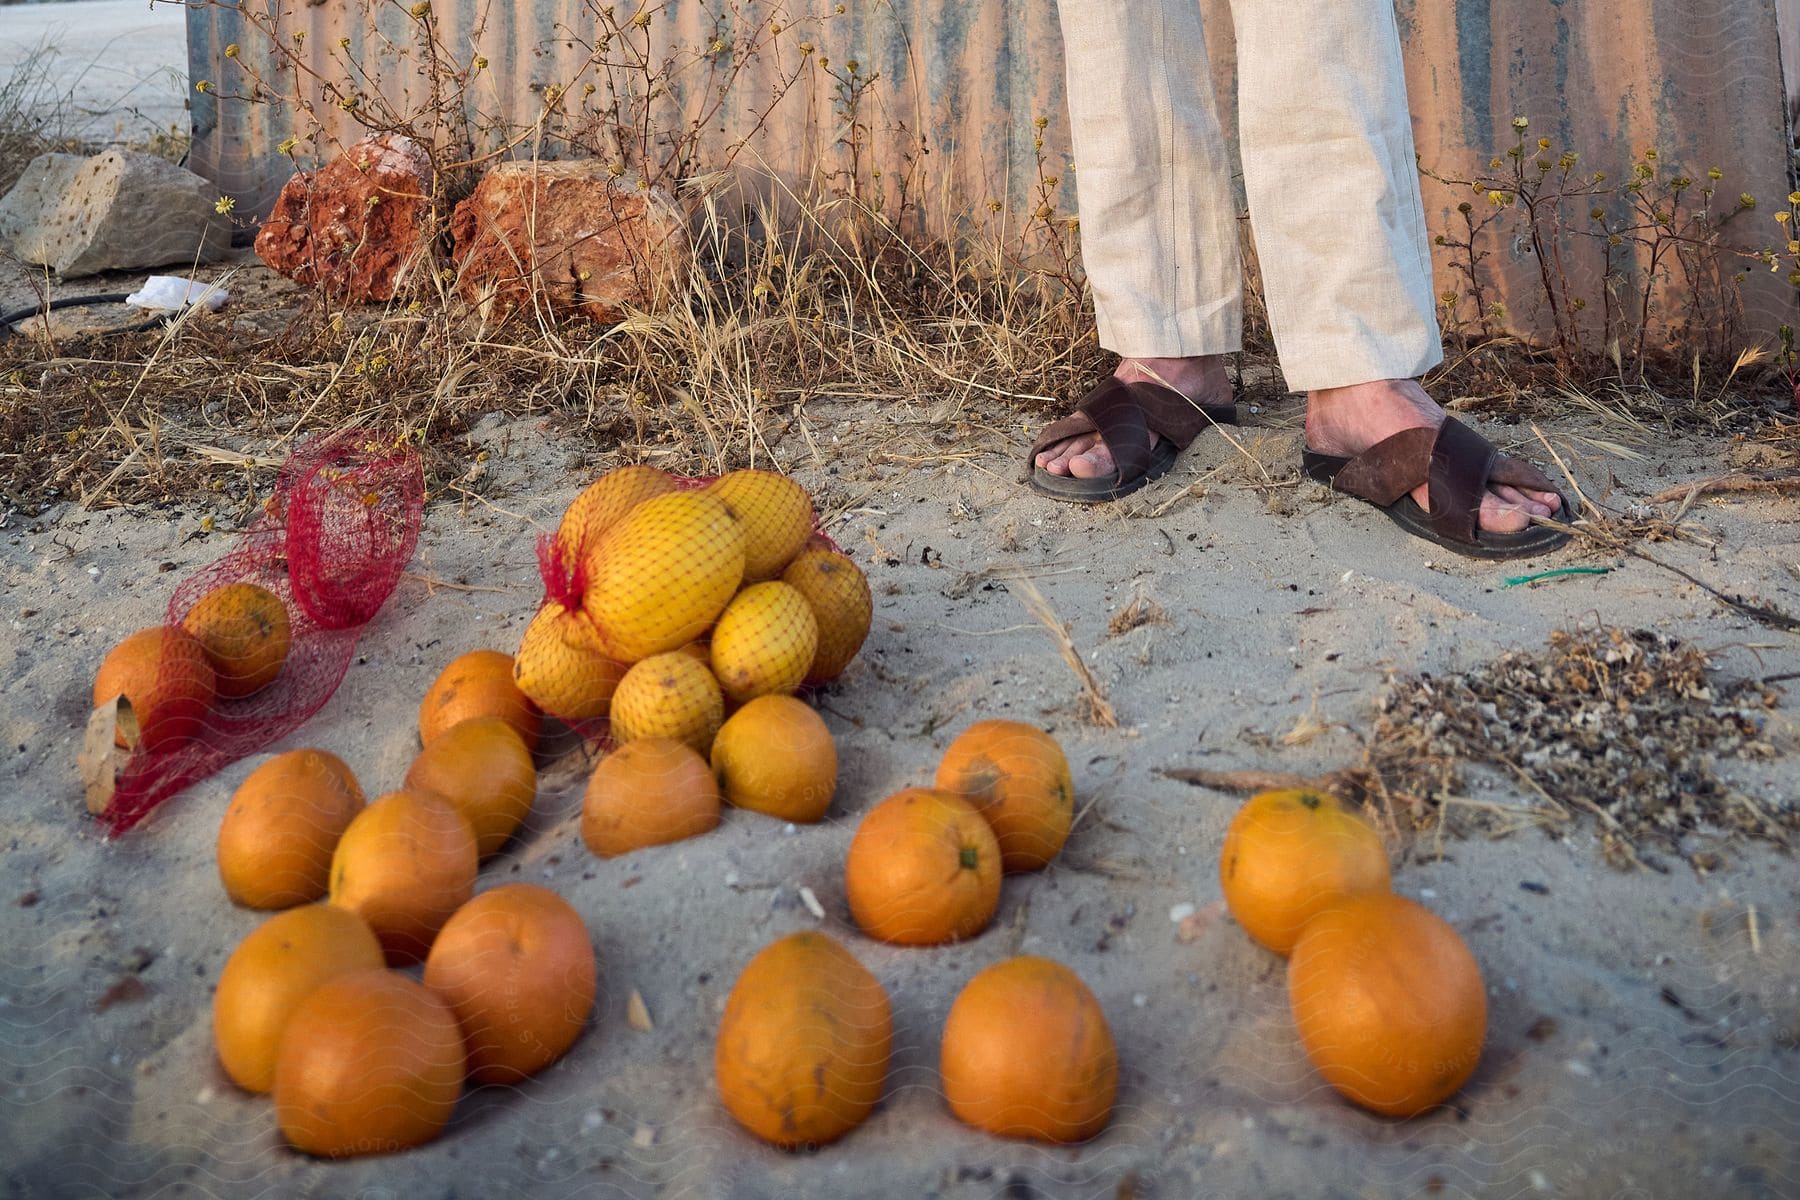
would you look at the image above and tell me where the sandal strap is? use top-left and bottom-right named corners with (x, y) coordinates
top-left (1323, 416), bottom-right (1565, 547)
top-left (1026, 377), bottom-right (1237, 488)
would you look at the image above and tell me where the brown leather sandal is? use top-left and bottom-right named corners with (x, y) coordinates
top-left (1301, 416), bottom-right (1574, 560)
top-left (1027, 377), bottom-right (1237, 504)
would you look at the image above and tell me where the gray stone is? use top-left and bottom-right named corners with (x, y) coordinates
top-left (0, 150), bottom-right (232, 278)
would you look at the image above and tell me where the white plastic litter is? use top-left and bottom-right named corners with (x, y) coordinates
top-left (125, 276), bottom-right (228, 312)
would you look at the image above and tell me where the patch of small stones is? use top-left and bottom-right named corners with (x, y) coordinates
top-left (1373, 623), bottom-right (1788, 864)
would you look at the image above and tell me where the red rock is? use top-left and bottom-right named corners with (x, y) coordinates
top-left (254, 134), bottom-right (435, 301)
top-left (448, 162), bottom-right (690, 324)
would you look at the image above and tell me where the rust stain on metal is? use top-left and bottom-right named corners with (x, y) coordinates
top-left (188, 0), bottom-right (1794, 339)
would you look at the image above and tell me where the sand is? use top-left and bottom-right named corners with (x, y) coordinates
top-left (2, 17), bottom-right (1798, 1196)
top-left (2, 367), bottom-right (1798, 1198)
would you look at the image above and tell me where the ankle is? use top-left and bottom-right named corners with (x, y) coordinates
top-left (1116, 355), bottom-right (1229, 402)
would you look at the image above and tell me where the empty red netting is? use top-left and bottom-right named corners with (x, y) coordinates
top-left (93, 431), bottom-right (424, 833)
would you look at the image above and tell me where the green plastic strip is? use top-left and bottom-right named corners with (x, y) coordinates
top-left (1501, 566), bottom-right (1613, 587)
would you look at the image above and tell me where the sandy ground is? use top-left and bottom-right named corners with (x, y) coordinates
top-left (1, 350), bottom-right (1798, 1198)
top-left (0, 0), bottom-right (189, 147)
top-left (1, 22), bottom-right (1798, 1199)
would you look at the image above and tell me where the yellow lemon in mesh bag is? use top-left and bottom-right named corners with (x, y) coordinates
top-left (583, 492), bottom-right (747, 662)
top-left (710, 581), bottom-right (819, 704)
top-left (555, 464), bottom-right (676, 561)
top-left (780, 544), bottom-right (872, 686)
top-left (609, 650), bottom-right (726, 755)
top-left (703, 469), bottom-right (816, 582)
top-left (513, 601), bottom-right (627, 721)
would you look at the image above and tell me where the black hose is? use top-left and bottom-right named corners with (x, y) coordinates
top-left (0, 292), bottom-right (178, 340)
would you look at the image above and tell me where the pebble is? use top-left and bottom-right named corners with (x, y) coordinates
top-left (1519, 881), bottom-right (1550, 895)
top-left (1169, 903), bottom-right (1196, 924)
top-left (582, 1110), bottom-right (605, 1131)
top-left (1132, 993), bottom-right (1147, 1008)
top-left (1564, 1059), bottom-right (1593, 1078)
top-left (1418, 888), bottom-right (1437, 900)
top-left (632, 1123), bottom-right (656, 1148)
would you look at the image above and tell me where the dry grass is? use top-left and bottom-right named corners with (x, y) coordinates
top-left (0, 38), bottom-right (85, 194)
top-left (0, 178), bottom-right (1121, 512)
top-left (0, 122), bottom-right (1792, 523)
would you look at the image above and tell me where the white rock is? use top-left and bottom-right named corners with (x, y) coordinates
top-left (0, 150), bottom-right (231, 277)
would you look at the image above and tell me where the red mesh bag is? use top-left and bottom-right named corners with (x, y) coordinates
top-left (86, 432), bottom-right (424, 833)
top-left (511, 468), bottom-right (870, 749)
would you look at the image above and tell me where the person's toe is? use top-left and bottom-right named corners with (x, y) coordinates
top-left (1490, 483), bottom-right (1557, 518)
top-left (1477, 492), bottom-right (1533, 534)
top-left (1410, 482), bottom-right (1537, 534)
top-left (1035, 433), bottom-right (1099, 476)
top-left (1067, 444), bottom-right (1116, 479)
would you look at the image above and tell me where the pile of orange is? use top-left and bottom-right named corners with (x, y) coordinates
top-left (196, 645), bottom-right (599, 1156)
top-left (715, 718), bottom-right (1113, 1150)
top-left (91, 582), bottom-right (294, 752)
top-left (89, 455), bottom-right (1495, 1164)
top-left (1218, 788), bottom-right (1488, 1117)
top-left (512, 465), bottom-right (872, 740)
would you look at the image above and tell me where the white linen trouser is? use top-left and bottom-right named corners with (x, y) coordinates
top-left (1056, 0), bottom-right (1443, 391)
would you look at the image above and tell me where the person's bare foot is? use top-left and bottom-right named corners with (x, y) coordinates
top-left (1033, 356), bottom-right (1233, 479)
top-left (1305, 379), bottom-right (1561, 535)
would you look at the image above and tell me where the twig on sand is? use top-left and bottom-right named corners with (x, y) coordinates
top-left (1157, 766), bottom-right (1330, 794)
top-left (1528, 427), bottom-right (1800, 634)
top-left (401, 571), bottom-right (511, 595)
top-left (1646, 471), bottom-right (1800, 505)
top-left (1003, 570), bottom-right (1117, 727)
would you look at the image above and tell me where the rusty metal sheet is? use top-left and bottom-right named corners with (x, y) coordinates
top-left (188, 0), bottom-right (1795, 342)
top-left (187, 0), bottom-right (1068, 226)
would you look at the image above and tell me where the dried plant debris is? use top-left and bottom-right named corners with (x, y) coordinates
top-left (1106, 593), bottom-right (1168, 638)
top-left (1372, 623), bottom-right (1789, 865)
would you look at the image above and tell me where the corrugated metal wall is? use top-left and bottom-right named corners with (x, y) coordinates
top-left (189, 0), bottom-right (1796, 342)
top-left (188, 0), bottom-right (1066, 218)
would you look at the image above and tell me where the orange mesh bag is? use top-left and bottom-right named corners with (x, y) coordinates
top-left (86, 432), bottom-right (424, 833)
top-left (518, 468), bottom-right (870, 739)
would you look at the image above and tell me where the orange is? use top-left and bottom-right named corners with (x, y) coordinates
top-left (328, 790), bottom-right (478, 964)
top-left (714, 931), bottom-right (891, 1148)
top-left (403, 716), bottom-right (537, 859)
top-left (1219, 788), bottom-right (1391, 956)
top-left (709, 581), bottom-right (818, 704)
top-left (273, 968), bottom-right (466, 1156)
top-left (939, 956), bottom-right (1117, 1142)
top-left (709, 695), bottom-right (837, 823)
top-left (609, 650), bottom-right (725, 755)
top-left (1289, 892), bottom-right (1488, 1117)
top-left (212, 903), bottom-right (385, 1094)
top-left (844, 788), bottom-right (1001, 945)
top-left (217, 748), bottom-right (365, 908)
top-left (702, 469), bottom-right (815, 582)
top-left (418, 648), bottom-right (541, 752)
top-left (512, 601), bottom-right (627, 721)
top-left (180, 582), bottom-right (291, 699)
top-left (581, 737), bottom-right (721, 857)
top-left (423, 884), bottom-right (597, 1085)
top-left (933, 720), bottom-right (1075, 872)
top-left (92, 625), bottom-right (216, 751)
top-left (581, 491), bottom-right (746, 663)
top-left (780, 544), bottom-right (872, 685)
top-left (555, 464), bottom-right (677, 561)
